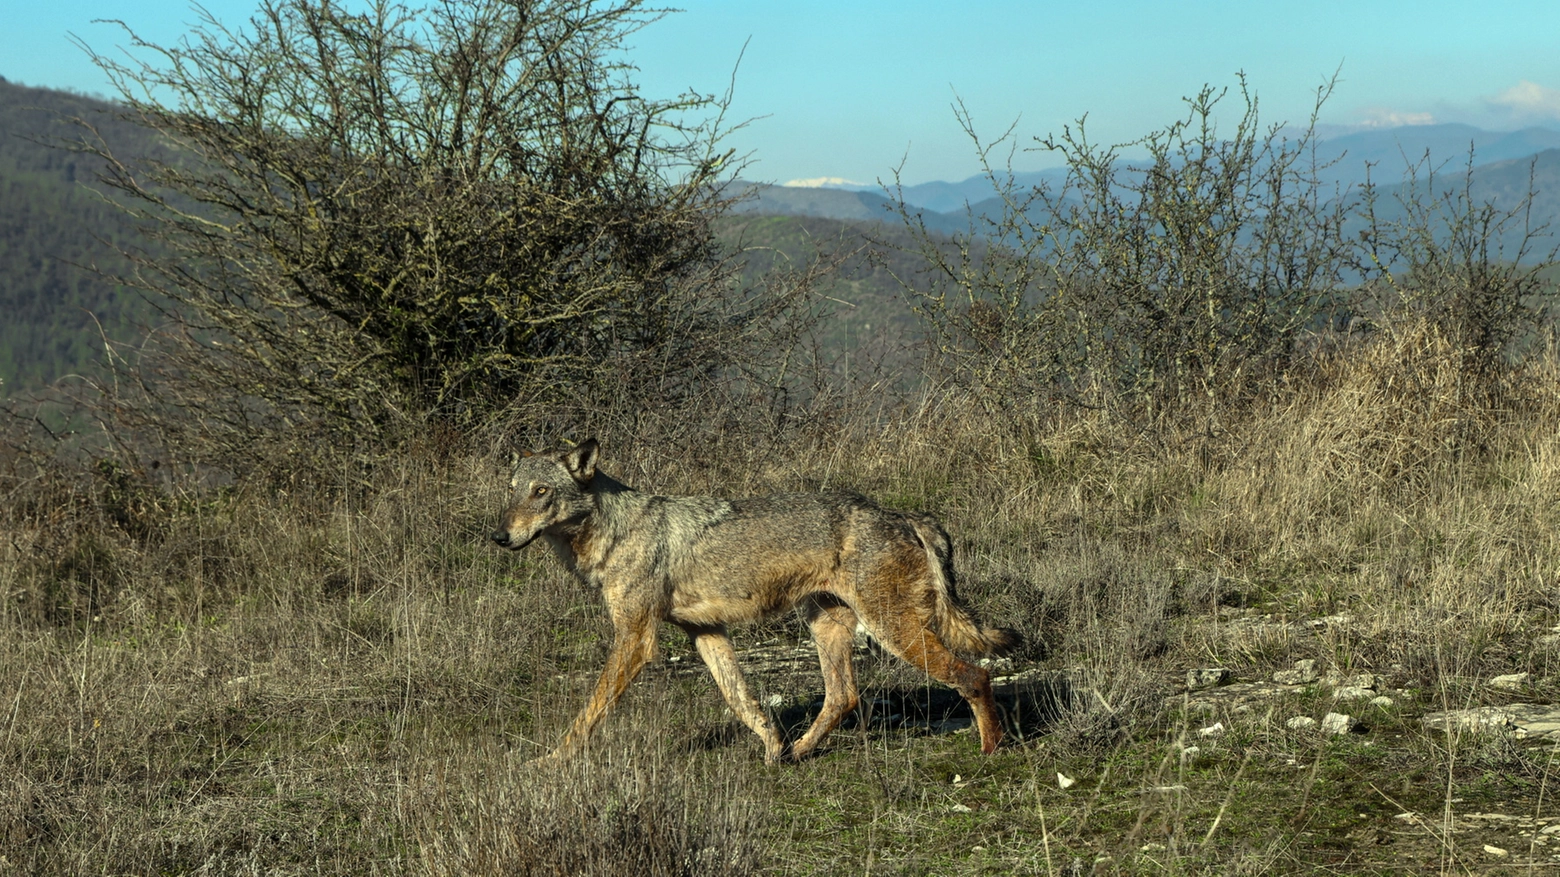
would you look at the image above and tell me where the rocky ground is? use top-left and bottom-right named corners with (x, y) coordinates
top-left (623, 605), bottom-right (1560, 873)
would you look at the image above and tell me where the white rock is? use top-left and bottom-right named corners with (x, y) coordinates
top-left (1326, 671), bottom-right (1376, 690)
top-left (1187, 668), bottom-right (1231, 690)
top-left (1198, 722), bottom-right (1226, 737)
top-left (1334, 686), bottom-right (1374, 700)
top-left (1484, 844), bottom-right (1508, 857)
top-left (1490, 672), bottom-right (1531, 691)
top-left (1321, 712), bottom-right (1358, 735)
top-left (1422, 707), bottom-right (1516, 733)
top-left (1274, 659), bottom-right (1319, 685)
top-left (1180, 745), bottom-right (1201, 761)
top-left (977, 656), bottom-right (1014, 673)
top-left (951, 803), bottom-right (973, 813)
top-left (1057, 772), bottom-right (1076, 789)
top-left (1286, 716), bottom-right (1318, 730)
top-left (1369, 696), bottom-right (1394, 708)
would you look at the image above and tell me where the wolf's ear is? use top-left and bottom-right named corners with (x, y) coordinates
top-left (562, 438), bottom-right (599, 483)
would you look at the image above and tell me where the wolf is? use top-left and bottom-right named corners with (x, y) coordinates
top-left (490, 439), bottom-right (1021, 763)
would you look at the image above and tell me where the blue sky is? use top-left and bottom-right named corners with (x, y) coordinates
top-left (8, 1), bottom-right (1560, 185)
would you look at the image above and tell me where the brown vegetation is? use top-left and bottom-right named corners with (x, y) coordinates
top-left (3, 5), bottom-right (1559, 871)
top-left (4, 319), bottom-right (1559, 871)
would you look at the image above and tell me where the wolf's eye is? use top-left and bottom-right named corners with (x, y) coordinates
top-left (533, 485), bottom-right (548, 497)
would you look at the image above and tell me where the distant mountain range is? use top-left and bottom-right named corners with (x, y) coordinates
top-left (1314, 124), bottom-right (1560, 185)
top-left (738, 123), bottom-right (1560, 230)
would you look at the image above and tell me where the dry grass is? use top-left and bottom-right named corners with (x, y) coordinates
top-left (3, 320), bottom-right (1560, 874)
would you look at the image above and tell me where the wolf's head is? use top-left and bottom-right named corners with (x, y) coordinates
top-left (490, 439), bottom-right (600, 550)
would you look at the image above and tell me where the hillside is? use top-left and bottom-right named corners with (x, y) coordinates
top-left (792, 124), bottom-right (1560, 218)
top-left (0, 78), bottom-right (162, 392)
top-left (715, 213), bottom-right (969, 372)
top-left (1359, 147), bottom-right (1560, 257)
top-left (726, 181), bottom-right (971, 235)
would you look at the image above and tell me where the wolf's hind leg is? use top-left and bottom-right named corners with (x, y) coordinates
top-left (789, 599), bottom-right (861, 761)
top-left (866, 612), bottom-right (1004, 755)
top-left (684, 624), bottom-right (787, 764)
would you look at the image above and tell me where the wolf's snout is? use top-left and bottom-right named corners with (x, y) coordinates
top-left (490, 530), bottom-right (511, 547)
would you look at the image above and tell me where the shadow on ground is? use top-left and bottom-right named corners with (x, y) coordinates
top-left (684, 670), bottom-right (1077, 757)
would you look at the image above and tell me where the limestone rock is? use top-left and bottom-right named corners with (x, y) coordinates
top-left (1422, 706), bottom-right (1516, 734)
top-left (1325, 671), bottom-right (1377, 690)
top-left (1321, 712), bottom-right (1358, 735)
top-left (1273, 659), bottom-right (1318, 685)
top-left (1186, 668), bottom-right (1232, 690)
top-left (1489, 672), bottom-right (1530, 691)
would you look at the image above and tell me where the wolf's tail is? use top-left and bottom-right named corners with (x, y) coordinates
top-left (906, 513), bottom-right (1023, 657)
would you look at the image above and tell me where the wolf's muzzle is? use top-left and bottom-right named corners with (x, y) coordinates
top-left (490, 529), bottom-right (536, 549)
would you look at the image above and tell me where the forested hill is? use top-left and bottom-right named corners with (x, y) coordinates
top-left (0, 79), bottom-right (167, 391)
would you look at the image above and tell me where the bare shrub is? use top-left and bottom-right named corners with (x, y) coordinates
top-left (65, 0), bottom-right (812, 473)
top-left (1359, 150), bottom-right (1559, 391)
top-left (897, 77), bottom-right (1355, 428)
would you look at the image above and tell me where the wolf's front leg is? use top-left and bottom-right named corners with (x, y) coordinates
top-left (548, 610), bottom-right (660, 760)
